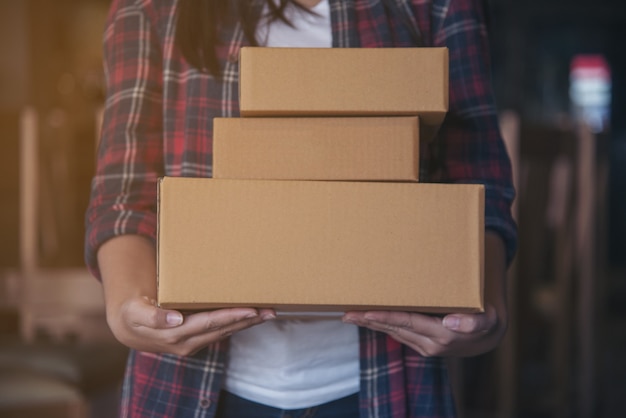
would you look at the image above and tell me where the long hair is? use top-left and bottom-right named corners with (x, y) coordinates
top-left (175, 0), bottom-right (309, 78)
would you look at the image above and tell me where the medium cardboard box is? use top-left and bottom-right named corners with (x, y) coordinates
top-left (213, 117), bottom-right (420, 181)
top-left (157, 178), bottom-right (484, 313)
top-left (238, 47), bottom-right (448, 141)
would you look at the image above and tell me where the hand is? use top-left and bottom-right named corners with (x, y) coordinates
top-left (342, 304), bottom-right (506, 357)
top-left (108, 296), bottom-right (276, 356)
top-left (97, 235), bottom-right (276, 356)
top-left (343, 232), bottom-right (511, 357)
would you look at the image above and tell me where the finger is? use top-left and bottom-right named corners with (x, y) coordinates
top-left (171, 308), bottom-right (265, 338)
top-left (177, 314), bottom-right (271, 355)
top-left (347, 315), bottom-right (424, 344)
top-left (132, 307), bottom-right (272, 351)
top-left (163, 312), bottom-right (272, 355)
top-left (383, 329), bottom-right (443, 357)
top-left (126, 297), bottom-right (184, 329)
top-left (258, 308), bottom-right (277, 320)
top-left (343, 314), bottom-right (442, 357)
top-left (442, 305), bottom-right (497, 334)
top-left (344, 311), bottom-right (443, 338)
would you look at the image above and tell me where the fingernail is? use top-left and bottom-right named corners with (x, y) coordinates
top-left (245, 312), bottom-right (259, 319)
top-left (166, 312), bottom-right (183, 326)
top-left (262, 313), bottom-right (276, 320)
top-left (341, 314), bottom-right (356, 324)
top-left (443, 317), bottom-right (460, 330)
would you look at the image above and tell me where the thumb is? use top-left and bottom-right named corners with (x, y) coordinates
top-left (442, 305), bottom-right (496, 334)
top-left (162, 310), bottom-right (184, 328)
top-left (130, 297), bottom-right (184, 329)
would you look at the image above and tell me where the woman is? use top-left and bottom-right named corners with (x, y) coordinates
top-left (86, 0), bottom-right (517, 417)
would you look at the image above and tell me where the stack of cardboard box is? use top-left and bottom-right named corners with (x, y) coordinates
top-left (157, 47), bottom-right (485, 314)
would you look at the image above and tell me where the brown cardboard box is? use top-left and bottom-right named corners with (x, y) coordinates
top-left (238, 47), bottom-right (448, 141)
top-left (157, 178), bottom-right (484, 313)
top-left (213, 117), bottom-right (420, 181)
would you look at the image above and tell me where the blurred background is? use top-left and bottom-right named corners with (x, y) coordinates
top-left (0, 0), bottom-right (623, 417)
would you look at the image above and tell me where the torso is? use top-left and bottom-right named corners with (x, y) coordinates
top-left (222, 1), bottom-right (360, 409)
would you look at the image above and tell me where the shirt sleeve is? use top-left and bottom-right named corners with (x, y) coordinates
top-left (431, 0), bottom-right (518, 264)
top-left (84, 0), bottom-right (164, 279)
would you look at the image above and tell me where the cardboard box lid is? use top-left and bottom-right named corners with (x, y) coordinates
top-left (157, 178), bottom-right (484, 313)
top-left (213, 116), bottom-right (420, 181)
top-left (239, 47), bottom-right (448, 141)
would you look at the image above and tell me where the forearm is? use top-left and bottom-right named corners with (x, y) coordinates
top-left (484, 231), bottom-right (508, 333)
top-left (433, 0), bottom-right (517, 264)
top-left (85, 0), bottom-right (164, 280)
top-left (97, 235), bottom-right (158, 315)
top-left (96, 234), bottom-right (273, 354)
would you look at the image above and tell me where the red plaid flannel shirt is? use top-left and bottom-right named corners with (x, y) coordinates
top-left (86, 0), bottom-right (517, 416)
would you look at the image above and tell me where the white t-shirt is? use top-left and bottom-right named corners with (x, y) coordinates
top-left (255, 0), bottom-right (332, 48)
top-left (223, 0), bottom-right (360, 410)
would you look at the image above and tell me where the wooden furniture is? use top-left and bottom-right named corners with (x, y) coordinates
top-left (0, 107), bottom-right (127, 418)
top-left (17, 107), bottom-right (112, 344)
top-left (452, 113), bottom-right (608, 418)
top-left (0, 368), bottom-right (86, 418)
top-left (508, 120), bottom-right (607, 418)
top-left (496, 110), bottom-right (521, 418)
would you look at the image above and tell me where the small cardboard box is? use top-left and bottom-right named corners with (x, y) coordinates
top-left (213, 117), bottom-right (420, 181)
top-left (157, 178), bottom-right (484, 313)
top-left (238, 47), bottom-right (448, 141)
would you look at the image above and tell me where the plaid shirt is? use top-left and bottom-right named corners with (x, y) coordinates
top-left (86, 0), bottom-right (517, 417)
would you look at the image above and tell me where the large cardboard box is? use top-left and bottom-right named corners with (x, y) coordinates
top-left (213, 117), bottom-right (420, 181)
top-left (238, 47), bottom-right (448, 141)
top-left (157, 178), bottom-right (484, 313)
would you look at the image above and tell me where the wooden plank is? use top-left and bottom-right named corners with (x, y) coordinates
top-left (496, 111), bottom-right (520, 418)
top-left (576, 124), bottom-right (597, 417)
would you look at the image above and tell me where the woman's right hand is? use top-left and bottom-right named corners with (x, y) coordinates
top-left (108, 296), bottom-right (275, 356)
top-left (97, 235), bottom-right (274, 356)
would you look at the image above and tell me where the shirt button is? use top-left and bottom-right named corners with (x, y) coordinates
top-left (199, 398), bottom-right (211, 409)
top-left (228, 52), bottom-right (239, 63)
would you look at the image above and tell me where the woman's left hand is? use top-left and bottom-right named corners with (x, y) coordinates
top-left (343, 232), bottom-right (509, 358)
top-left (342, 303), bottom-right (506, 357)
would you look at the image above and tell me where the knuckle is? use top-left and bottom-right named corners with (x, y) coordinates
top-left (437, 334), bottom-right (454, 347)
top-left (398, 319), bottom-right (413, 330)
top-left (147, 309), bottom-right (161, 328)
top-left (164, 333), bottom-right (182, 346)
top-left (119, 300), bottom-right (140, 327)
top-left (423, 341), bottom-right (442, 357)
top-left (382, 323), bottom-right (399, 335)
top-left (218, 328), bottom-right (234, 339)
top-left (203, 318), bottom-right (218, 331)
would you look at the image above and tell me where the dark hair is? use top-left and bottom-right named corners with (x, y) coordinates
top-left (176, 0), bottom-right (310, 78)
